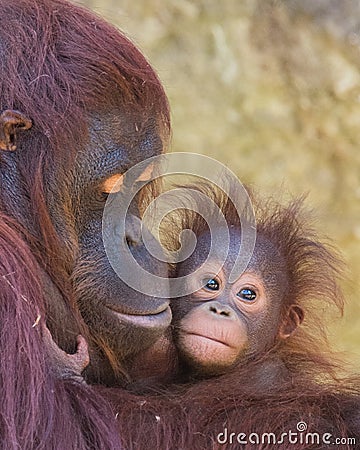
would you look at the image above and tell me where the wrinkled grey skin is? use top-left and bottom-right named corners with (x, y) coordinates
top-left (0, 108), bottom-right (171, 385)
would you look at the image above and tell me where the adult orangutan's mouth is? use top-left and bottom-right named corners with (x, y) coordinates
top-left (106, 305), bottom-right (172, 328)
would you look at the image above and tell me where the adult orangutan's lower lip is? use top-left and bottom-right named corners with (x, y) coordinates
top-left (106, 305), bottom-right (172, 328)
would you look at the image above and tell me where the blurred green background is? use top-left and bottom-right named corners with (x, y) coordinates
top-left (80, 0), bottom-right (360, 369)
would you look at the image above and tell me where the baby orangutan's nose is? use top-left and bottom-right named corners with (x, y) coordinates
top-left (208, 302), bottom-right (233, 318)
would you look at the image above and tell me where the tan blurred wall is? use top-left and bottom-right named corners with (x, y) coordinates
top-left (79, 0), bottom-right (360, 369)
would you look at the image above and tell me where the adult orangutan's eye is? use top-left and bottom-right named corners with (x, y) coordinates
top-left (100, 164), bottom-right (154, 195)
top-left (101, 174), bottom-right (125, 194)
top-left (204, 278), bottom-right (220, 291)
top-left (237, 288), bottom-right (257, 302)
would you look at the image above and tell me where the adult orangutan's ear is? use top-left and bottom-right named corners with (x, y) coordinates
top-left (278, 305), bottom-right (304, 339)
top-left (0, 110), bottom-right (32, 151)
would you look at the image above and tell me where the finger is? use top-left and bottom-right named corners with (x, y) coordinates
top-left (75, 335), bottom-right (90, 370)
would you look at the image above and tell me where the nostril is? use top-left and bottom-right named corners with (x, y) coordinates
top-left (125, 234), bottom-right (138, 247)
top-left (209, 305), bottom-right (231, 317)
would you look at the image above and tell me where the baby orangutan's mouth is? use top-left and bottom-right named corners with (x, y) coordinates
top-left (181, 330), bottom-right (233, 348)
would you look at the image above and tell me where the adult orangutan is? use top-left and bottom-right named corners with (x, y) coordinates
top-left (0, 0), bottom-right (171, 448)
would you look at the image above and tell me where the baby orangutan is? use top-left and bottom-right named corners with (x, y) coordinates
top-left (166, 185), bottom-right (339, 382)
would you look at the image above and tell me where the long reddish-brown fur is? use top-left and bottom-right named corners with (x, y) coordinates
top-left (0, 213), bottom-right (123, 449)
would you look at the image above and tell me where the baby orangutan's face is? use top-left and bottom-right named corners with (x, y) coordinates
top-left (172, 230), bottom-right (304, 376)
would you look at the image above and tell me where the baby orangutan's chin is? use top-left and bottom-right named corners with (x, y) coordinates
top-left (177, 331), bottom-right (247, 376)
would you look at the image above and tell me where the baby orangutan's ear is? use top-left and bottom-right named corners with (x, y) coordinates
top-left (0, 110), bottom-right (32, 151)
top-left (278, 305), bottom-right (304, 339)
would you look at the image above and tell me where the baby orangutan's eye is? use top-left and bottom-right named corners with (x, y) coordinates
top-left (237, 288), bottom-right (257, 302)
top-left (204, 278), bottom-right (220, 291)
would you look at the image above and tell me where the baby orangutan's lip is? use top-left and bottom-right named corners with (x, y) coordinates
top-left (181, 330), bottom-right (232, 348)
